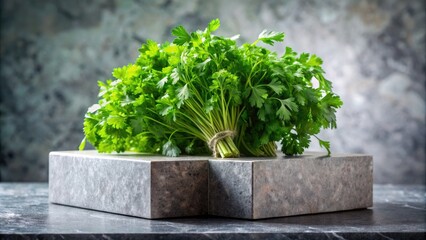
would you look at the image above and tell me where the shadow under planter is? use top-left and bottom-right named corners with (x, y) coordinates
top-left (49, 151), bottom-right (373, 219)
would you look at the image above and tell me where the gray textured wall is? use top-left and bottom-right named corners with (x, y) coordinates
top-left (0, 0), bottom-right (425, 184)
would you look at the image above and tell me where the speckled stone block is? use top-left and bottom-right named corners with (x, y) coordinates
top-left (49, 151), bottom-right (209, 219)
top-left (209, 152), bottom-right (373, 219)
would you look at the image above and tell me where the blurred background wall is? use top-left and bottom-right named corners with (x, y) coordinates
top-left (0, 0), bottom-right (424, 184)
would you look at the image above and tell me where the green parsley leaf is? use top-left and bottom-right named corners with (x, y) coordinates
top-left (177, 84), bottom-right (190, 101)
top-left (256, 30), bottom-right (285, 45)
top-left (172, 26), bottom-right (191, 45)
top-left (276, 98), bottom-right (298, 121)
top-left (318, 138), bottom-right (331, 156)
top-left (162, 140), bottom-right (181, 157)
top-left (268, 79), bottom-right (286, 94)
top-left (249, 86), bottom-right (268, 108)
top-left (207, 18), bottom-right (220, 33)
top-left (107, 115), bottom-right (126, 129)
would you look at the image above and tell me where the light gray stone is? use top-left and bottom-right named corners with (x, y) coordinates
top-left (50, 151), bottom-right (373, 219)
top-left (209, 152), bottom-right (373, 219)
top-left (49, 151), bottom-right (209, 219)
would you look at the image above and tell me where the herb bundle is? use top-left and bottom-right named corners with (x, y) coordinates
top-left (80, 19), bottom-right (342, 158)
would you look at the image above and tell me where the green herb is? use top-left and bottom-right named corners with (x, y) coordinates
top-left (80, 19), bottom-right (342, 157)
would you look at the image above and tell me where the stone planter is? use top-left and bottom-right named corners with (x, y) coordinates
top-left (208, 153), bottom-right (373, 219)
top-left (49, 151), bottom-right (373, 219)
top-left (49, 151), bottom-right (209, 219)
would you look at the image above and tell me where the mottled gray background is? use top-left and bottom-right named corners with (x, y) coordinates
top-left (0, 0), bottom-right (424, 184)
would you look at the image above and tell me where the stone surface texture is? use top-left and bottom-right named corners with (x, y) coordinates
top-left (1, 183), bottom-right (425, 239)
top-left (0, 0), bottom-right (424, 184)
top-left (49, 151), bottom-right (209, 219)
top-left (150, 160), bottom-right (208, 217)
top-left (208, 161), bottom-right (253, 219)
top-left (209, 152), bottom-right (373, 219)
top-left (51, 151), bottom-right (372, 219)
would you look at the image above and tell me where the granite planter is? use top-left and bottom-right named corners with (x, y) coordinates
top-left (208, 152), bottom-right (373, 219)
top-left (49, 151), bottom-right (373, 219)
top-left (49, 151), bottom-right (210, 219)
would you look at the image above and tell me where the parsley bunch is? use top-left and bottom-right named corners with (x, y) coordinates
top-left (80, 19), bottom-right (342, 157)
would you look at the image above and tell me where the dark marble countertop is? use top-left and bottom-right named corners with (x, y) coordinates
top-left (0, 183), bottom-right (424, 239)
